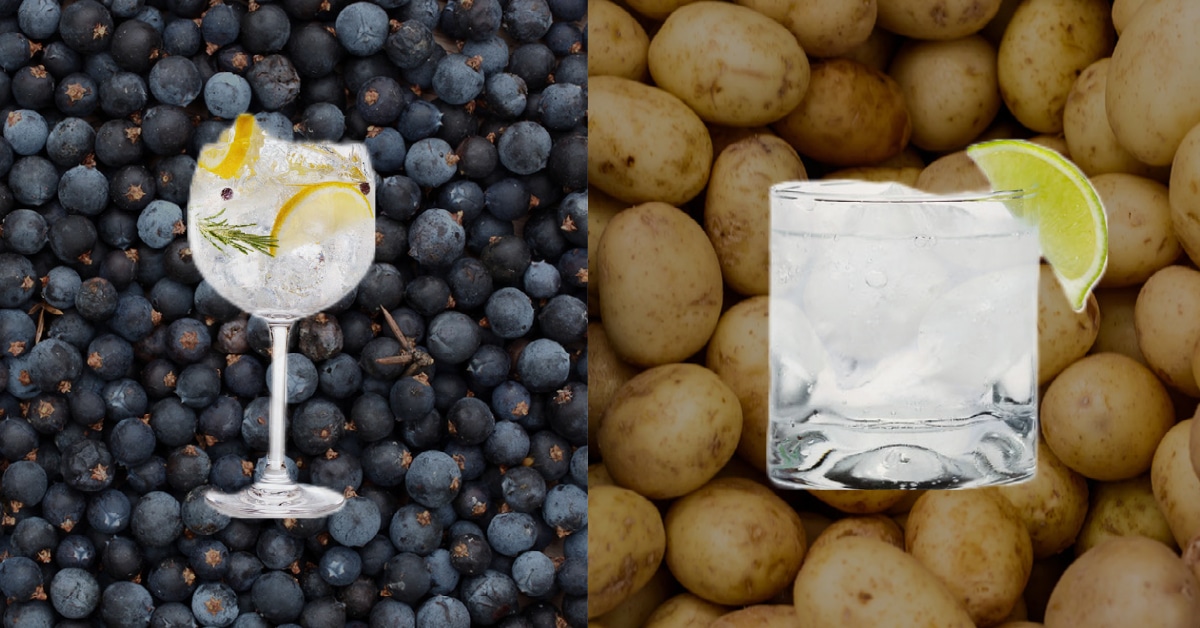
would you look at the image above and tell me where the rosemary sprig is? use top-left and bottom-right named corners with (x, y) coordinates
top-left (198, 208), bottom-right (276, 256)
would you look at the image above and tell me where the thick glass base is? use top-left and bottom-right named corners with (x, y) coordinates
top-left (205, 480), bottom-right (345, 519)
top-left (767, 409), bottom-right (1037, 490)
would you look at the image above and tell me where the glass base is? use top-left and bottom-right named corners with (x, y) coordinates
top-left (767, 409), bottom-right (1037, 490)
top-left (205, 481), bottom-right (345, 519)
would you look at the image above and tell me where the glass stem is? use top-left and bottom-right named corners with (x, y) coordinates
top-left (265, 321), bottom-right (292, 477)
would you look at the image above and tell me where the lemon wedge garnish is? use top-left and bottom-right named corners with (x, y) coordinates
top-left (199, 113), bottom-right (262, 178)
top-left (269, 181), bottom-right (374, 255)
top-left (966, 139), bottom-right (1108, 312)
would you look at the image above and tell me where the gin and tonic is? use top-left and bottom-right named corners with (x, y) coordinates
top-left (768, 180), bottom-right (1040, 490)
top-left (189, 114), bottom-right (376, 517)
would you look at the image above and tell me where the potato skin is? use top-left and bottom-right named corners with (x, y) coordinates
top-left (588, 485), bottom-right (667, 618)
top-left (587, 322), bottom-right (640, 452)
top-left (1090, 287), bottom-right (1147, 365)
top-left (1107, 0), bottom-right (1200, 166)
top-left (1091, 173), bottom-right (1179, 288)
top-left (1044, 536), bottom-right (1200, 628)
top-left (888, 35), bottom-right (1001, 152)
top-left (648, 2), bottom-right (811, 127)
top-left (915, 150), bottom-right (990, 194)
top-left (1151, 419), bottom-right (1200, 549)
top-left (1133, 265), bottom-right (1200, 396)
top-left (705, 296), bottom-right (770, 471)
top-left (1074, 474), bottom-right (1177, 556)
top-left (1040, 352), bottom-right (1175, 481)
top-left (1038, 264), bottom-right (1100, 385)
top-left (598, 363), bottom-right (743, 500)
top-left (597, 201), bottom-right (723, 367)
top-left (643, 593), bottom-right (728, 628)
top-left (665, 478), bottom-right (806, 606)
top-left (1063, 58), bottom-right (1167, 179)
top-left (875, 0), bottom-right (1003, 40)
top-left (588, 76), bottom-right (713, 206)
top-left (772, 58), bottom-right (912, 167)
top-left (793, 535), bottom-right (974, 628)
top-left (808, 514), bottom-right (905, 555)
top-left (997, 0), bottom-right (1114, 134)
top-left (1168, 121), bottom-right (1200, 268)
top-left (588, 0), bottom-right (650, 80)
top-left (705, 137), bottom-right (807, 296)
top-left (808, 489), bottom-right (907, 515)
top-left (905, 489), bottom-right (1034, 626)
top-left (994, 441), bottom-right (1089, 558)
top-left (711, 605), bottom-right (800, 627)
top-left (734, 0), bottom-right (875, 58)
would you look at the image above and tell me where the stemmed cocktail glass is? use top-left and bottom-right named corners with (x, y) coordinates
top-left (187, 114), bottom-right (376, 517)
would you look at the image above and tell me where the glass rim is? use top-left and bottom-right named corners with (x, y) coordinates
top-left (771, 179), bottom-right (1031, 205)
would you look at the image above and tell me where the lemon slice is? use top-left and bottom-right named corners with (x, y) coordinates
top-left (269, 181), bottom-right (374, 255)
top-left (966, 139), bottom-right (1108, 312)
top-left (199, 114), bottom-right (262, 178)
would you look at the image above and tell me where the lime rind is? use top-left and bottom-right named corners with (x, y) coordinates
top-left (966, 139), bottom-right (1108, 313)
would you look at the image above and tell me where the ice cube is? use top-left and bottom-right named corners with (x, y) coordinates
top-left (769, 296), bottom-right (826, 407)
top-left (915, 266), bottom-right (1037, 392)
top-left (800, 236), bottom-right (951, 373)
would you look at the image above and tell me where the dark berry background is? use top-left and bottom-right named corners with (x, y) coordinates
top-left (0, 0), bottom-right (588, 625)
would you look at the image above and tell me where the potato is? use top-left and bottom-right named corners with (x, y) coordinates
top-left (996, 623), bottom-right (1042, 628)
top-left (822, 166), bottom-right (922, 186)
top-left (772, 59), bottom-right (912, 167)
top-left (1044, 536), bottom-right (1200, 628)
top-left (1091, 173), bottom-right (1179, 287)
top-left (808, 514), bottom-right (905, 555)
top-left (808, 489), bottom-right (907, 514)
top-left (1108, 0), bottom-right (1200, 166)
top-left (664, 477), bottom-right (806, 606)
top-left (587, 323), bottom-right (640, 452)
top-left (997, 0), bottom-right (1114, 134)
top-left (589, 485), bottom-right (667, 618)
top-left (994, 441), bottom-right (1089, 559)
top-left (876, 0), bottom-right (1003, 40)
top-left (593, 566), bottom-right (676, 628)
top-left (1168, 121), bottom-right (1200, 268)
top-left (647, 2), bottom-right (810, 127)
top-left (706, 296), bottom-right (770, 470)
top-left (914, 150), bottom-right (990, 194)
top-left (1037, 264), bottom-right (1100, 385)
top-left (588, 0), bottom-right (651, 80)
top-left (1192, 409), bottom-right (1200, 482)
top-left (1063, 59), bottom-right (1168, 179)
top-left (623, 0), bottom-right (699, 20)
top-left (588, 188), bottom-right (629, 317)
top-left (888, 36), bottom-right (1001, 152)
top-left (1074, 474), bottom-right (1177, 556)
top-left (597, 201), bottom-right (723, 366)
top-left (1133, 265), bottom-right (1200, 396)
top-left (1089, 287), bottom-right (1146, 365)
top-left (836, 25), bottom-right (899, 73)
top-left (1111, 0), bottom-right (1164, 34)
top-left (1024, 552), bottom-right (1073, 623)
top-left (885, 489), bottom-right (925, 514)
top-left (905, 489), bottom-right (1034, 626)
top-left (792, 535), bottom-right (975, 628)
top-left (711, 605), bottom-right (799, 627)
top-left (733, 0), bottom-right (875, 58)
top-left (644, 594), bottom-right (729, 628)
top-left (708, 125), bottom-right (776, 160)
top-left (705, 137), bottom-right (808, 296)
top-left (1152, 419), bottom-right (1200, 548)
top-left (599, 363), bottom-right (743, 499)
top-left (1040, 352), bottom-right (1174, 481)
top-left (589, 76), bottom-right (713, 206)
top-left (980, 0), bottom-right (1022, 45)
top-left (589, 463), bottom-right (616, 487)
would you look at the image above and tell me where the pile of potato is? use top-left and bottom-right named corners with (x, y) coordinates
top-left (588, 0), bottom-right (1200, 625)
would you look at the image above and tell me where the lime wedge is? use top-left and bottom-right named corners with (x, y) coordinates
top-left (269, 181), bottom-right (374, 255)
top-left (966, 139), bottom-right (1108, 312)
top-left (199, 114), bottom-right (261, 178)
